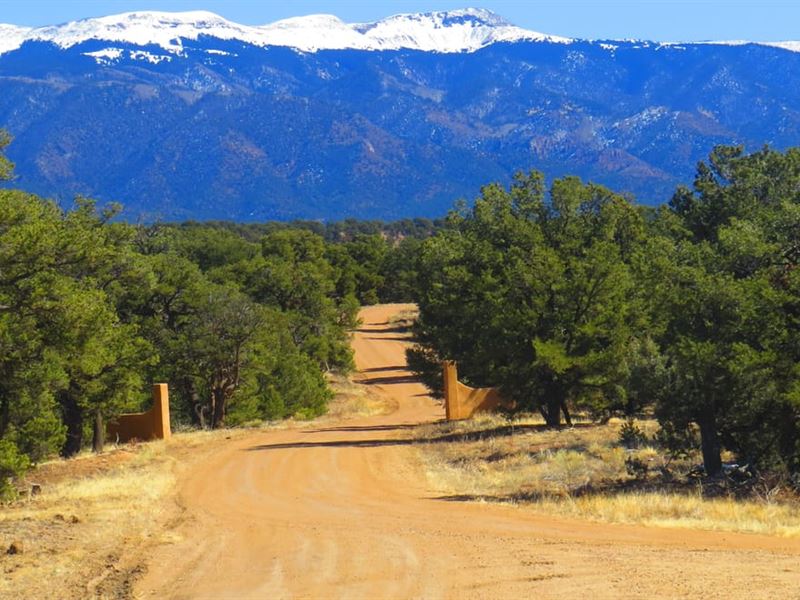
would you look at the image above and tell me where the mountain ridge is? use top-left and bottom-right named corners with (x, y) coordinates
top-left (1, 8), bottom-right (798, 56)
top-left (0, 8), bottom-right (568, 55)
top-left (1, 9), bottom-right (799, 221)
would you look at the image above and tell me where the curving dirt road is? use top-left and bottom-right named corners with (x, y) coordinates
top-left (137, 304), bottom-right (800, 599)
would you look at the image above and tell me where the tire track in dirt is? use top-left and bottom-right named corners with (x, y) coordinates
top-left (136, 304), bottom-right (800, 599)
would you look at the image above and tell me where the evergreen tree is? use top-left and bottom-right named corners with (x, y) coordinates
top-left (0, 129), bottom-right (13, 181)
top-left (658, 146), bottom-right (800, 475)
top-left (412, 172), bottom-right (646, 426)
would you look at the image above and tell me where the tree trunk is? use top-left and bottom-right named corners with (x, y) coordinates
top-left (542, 377), bottom-right (562, 427)
top-left (560, 399), bottom-right (573, 427)
top-left (0, 393), bottom-right (9, 438)
top-left (544, 395), bottom-right (561, 427)
top-left (194, 404), bottom-right (208, 429)
top-left (92, 411), bottom-right (104, 453)
top-left (538, 406), bottom-right (548, 422)
top-left (184, 378), bottom-right (205, 427)
top-left (698, 410), bottom-right (722, 477)
top-left (59, 389), bottom-right (83, 458)
top-left (210, 387), bottom-right (227, 429)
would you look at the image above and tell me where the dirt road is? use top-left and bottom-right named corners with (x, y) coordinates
top-left (137, 304), bottom-right (800, 599)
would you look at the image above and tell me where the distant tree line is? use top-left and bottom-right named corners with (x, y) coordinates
top-left (172, 217), bottom-right (444, 244)
top-left (409, 146), bottom-right (800, 481)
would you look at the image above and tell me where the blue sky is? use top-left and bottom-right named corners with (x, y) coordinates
top-left (0, 0), bottom-right (797, 42)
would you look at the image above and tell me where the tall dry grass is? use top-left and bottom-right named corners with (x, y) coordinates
top-left (414, 414), bottom-right (800, 537)
top-left (537, 491), bottom-right (800, 537)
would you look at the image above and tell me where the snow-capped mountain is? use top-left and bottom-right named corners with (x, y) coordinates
top-left (1, 8), bottom-right (798, 57)
top-left (0, 8), bottom-right (570, 55)
top-left (1, 8), bottom-right (799, 221)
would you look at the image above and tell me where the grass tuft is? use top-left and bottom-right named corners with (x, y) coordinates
top-left (325, 373), bottom-right (397, 419)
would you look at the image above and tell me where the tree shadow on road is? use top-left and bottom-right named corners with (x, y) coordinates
top-left (360, 365), bottom-right (408, 373)
top-left (243, 423), bottom-right (586, 452)
top-left (354, 325), bottom-right (411, 334)
top-left (245, 438), bottom-right (409, 450)
top-left (360, 374), bottom-right (420, 385)
top-left (308, 424), bottom-right (421, 433)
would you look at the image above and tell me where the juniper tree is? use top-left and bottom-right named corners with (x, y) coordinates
top-left (412, 172), bottom-right (647, 426)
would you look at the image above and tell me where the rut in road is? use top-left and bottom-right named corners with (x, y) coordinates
top-left (136, 304), bottom-right (800, 600)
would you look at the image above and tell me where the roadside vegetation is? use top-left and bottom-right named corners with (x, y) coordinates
top-left (4, 118), bottom-right (800, 536)
top-left (0, 130), bottom-right (425, 498)
top-left (1, 439), bottom-right (180, 599)
top-left (409, 146), bottom-right (800, 499)
top-left (414, 414), bottom-right (800, 537)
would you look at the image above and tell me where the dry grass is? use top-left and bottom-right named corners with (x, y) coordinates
top-left (536, 491), bottom-right (800, 537)
top-left (324, 373), bottom-right (397, 420)
top-left (414, 413), bottom-right (800, 538)
top-left (0, 426), bottom-right (260, 599)
top-left (1, 442), bottom-right (177, 599)
top-left (387, 307), bottom-right (418, 331)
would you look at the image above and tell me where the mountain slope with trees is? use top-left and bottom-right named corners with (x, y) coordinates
top-left (1, 11), bottom-right (800, 220)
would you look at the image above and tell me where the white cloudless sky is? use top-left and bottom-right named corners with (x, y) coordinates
top-left (0, 0), bottom-right (797, 42)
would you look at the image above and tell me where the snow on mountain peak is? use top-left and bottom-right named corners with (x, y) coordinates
top-left (354, 8), bottom-right (510, 34)
top-left (20, 10), bottom-right (263, 54)
top-left (0, 8), bottom-right (572, 56)
top-left (351, 8), bottom-right (570, 52)
top-left (5, 8), bottom-right (797, 57)
top-left (0, 24), bottom-right (32, 55)
top-left (257, 14), bottom-right (368, 51)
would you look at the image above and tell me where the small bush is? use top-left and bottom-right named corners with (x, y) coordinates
top-left (654, 422), bottom-right (698, 460)
top-left (618, 419), bottom-right (647, 449)
top-left (406, 345), bottom-right (444, 398)
top-left (0, 438), bottom-right (30, 500)
top-left (625, 456), bottom-right (650, 479)
top-left (542, 450), bottom-right (595, 494)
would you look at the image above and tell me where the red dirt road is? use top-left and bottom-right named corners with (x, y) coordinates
top-left (137, 304), bottom-right (800, 599)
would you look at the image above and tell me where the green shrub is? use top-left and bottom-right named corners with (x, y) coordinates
top-left (618, 419), bottom-right (647, 449)
top-left (625, 456), bottom-right (650, 479)
top-left (0, 439), bottom-right (30, 501)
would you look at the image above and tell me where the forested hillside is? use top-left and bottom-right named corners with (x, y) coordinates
top-left (2, 10), bottom-right (800, 220)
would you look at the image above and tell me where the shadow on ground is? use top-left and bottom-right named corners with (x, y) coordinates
top-left (244, 423), bottom-right (594, 453)
top-left (361, 374), bottom-right (421, 385)
top-left (360, 365), bottom-right (408, 373)
top-left (354, 326), bottom-right (411, 334)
